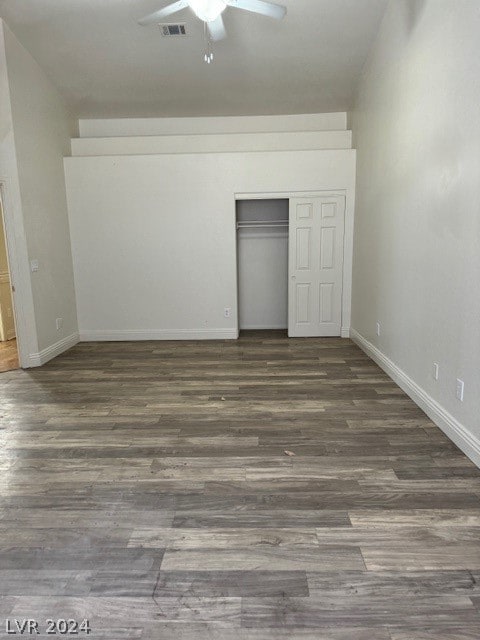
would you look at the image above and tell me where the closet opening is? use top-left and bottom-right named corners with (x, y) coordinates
top-left (236, 199), bottom-right (289, 335)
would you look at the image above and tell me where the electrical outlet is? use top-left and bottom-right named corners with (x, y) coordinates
top-left (376, 322), bottom-right (381, 337)
top-left (433, 363), bottom-right (439, 380)
top-left (224, 307), bottom-right (231, 318)
top-left (55, 318), bottom-right (63, 331)
top-left (456, 379), bottom-right (464, 402)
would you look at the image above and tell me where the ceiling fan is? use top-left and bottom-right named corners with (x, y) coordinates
top-left (138, 0), bottom-right (287, 44)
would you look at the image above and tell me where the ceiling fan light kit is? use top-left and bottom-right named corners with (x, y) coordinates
top-left (138, 0), bottom-right (287, 63)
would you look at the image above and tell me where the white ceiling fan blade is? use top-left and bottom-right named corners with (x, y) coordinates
top-left (225, 0), bottom-right (286, 20)
top-left (138, 0), bottom-right (189, 26)
top-left (208, 15), bottom-right (227, 41)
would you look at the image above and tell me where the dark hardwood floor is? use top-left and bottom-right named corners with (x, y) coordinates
top-left (0, 331), bottom-right (479, 639)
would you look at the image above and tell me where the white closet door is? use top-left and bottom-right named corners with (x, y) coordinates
top-left (288, 196), bottom-right (345, 337)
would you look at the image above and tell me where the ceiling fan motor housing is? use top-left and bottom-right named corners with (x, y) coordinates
top-left (188, 0), bottom-right (227, 22)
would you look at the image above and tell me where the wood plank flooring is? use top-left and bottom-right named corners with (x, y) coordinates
top-left (0, 338), bottom-right (19, 373)
top-left (0, 330), bottom-right (479, 639)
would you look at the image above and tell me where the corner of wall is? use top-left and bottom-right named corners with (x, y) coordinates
top-left (27, 331), bottom-right (79, 367)
top-left (2, 20), bottom-right (79, 366)
top-left (350, 329), bottom-right (480, 469)
top-left (349, 3), bottom-right (480, 468)
top-left (345, 111), bottom-right (353, 132)
top-left (0, 19), bottom-right (40, 366)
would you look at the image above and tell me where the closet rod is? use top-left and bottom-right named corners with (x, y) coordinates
top-left (236, 221), bottom-right (289, 229)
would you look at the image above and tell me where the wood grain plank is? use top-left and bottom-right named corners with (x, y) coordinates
top-left (0, 331), bottom-right (478, 637)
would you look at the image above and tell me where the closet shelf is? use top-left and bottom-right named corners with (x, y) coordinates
top-left (237, 221), bottom-right (289, 229)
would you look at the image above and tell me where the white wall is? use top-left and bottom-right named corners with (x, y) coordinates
top-left (65, 150), bottom-right (355, 340)
top-left (350, 0), bottom-right (480, 465)
top-left (3, 23), bottom-right (79, 359)
top-left (0, 20), bottom-right (39, 365)
top-left (78, 113), bottom-right (347, 138)
top-left (237, 200), bottom-right (288, 330)
top-left (71, 131), bottom-right (352, 157)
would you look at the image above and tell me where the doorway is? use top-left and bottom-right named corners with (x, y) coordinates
top-left (0, 192), bottom-right (19, 372)
top-left (236, 193), bottom-right (346, 338)
top-left (236, 199), bottom-right (289, 331)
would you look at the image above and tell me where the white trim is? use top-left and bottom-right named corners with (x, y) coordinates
top-left (341, 327), bottom-right (350, 338)
top-left (28, 332), bottom-right (79, 367)
top-left (79, 329), bottom-right (238, 342)
top-left (350, 328), bottom-right (480, 469)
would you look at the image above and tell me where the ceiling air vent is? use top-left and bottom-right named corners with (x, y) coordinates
top-left (159, 23), bottom-right (187, 36)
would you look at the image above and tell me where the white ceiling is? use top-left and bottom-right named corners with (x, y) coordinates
top-left (0, 0), bottom-right (387, 118)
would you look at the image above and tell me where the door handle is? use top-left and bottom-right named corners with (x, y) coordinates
top-left (291, 275), bottom-right (296, 280)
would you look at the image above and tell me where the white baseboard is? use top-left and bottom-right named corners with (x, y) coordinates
top-left (79, 329), bottom-right (239, 342)
top-left (341, 327), bottom-right (350, 338)
top-left (28, 332), bottom-right (79, 367)
top-left (350, 328), bottom-right (480, 469)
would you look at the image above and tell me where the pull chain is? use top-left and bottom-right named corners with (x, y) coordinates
top-left (203, 22), bottom-right (214, 63)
